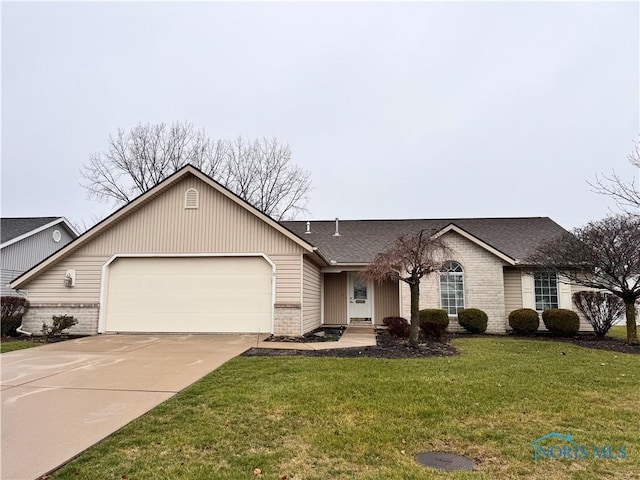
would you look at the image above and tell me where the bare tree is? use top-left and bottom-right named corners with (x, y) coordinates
top-left (528, 214), bottom-right (640, 344)
top-left (590, 138), bottom-right (640, 214)
top-left (81, 122), bottom-right (311, 221)
top-left (362, 230), bottom-right (453, 347)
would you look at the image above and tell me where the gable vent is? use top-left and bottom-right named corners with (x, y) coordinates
top-left (184, 188), bottom-right (199, 209)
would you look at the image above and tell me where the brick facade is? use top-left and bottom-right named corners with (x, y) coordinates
top-left (401, 232), bottom-right (508, 334)
top-left (273, 303), bottom-right (302, 336)
top-left (21, 303), bottom-right (99, 336)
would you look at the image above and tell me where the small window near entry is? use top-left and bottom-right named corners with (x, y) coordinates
top-left (440, 261), bottom-right (465, 315)
top-left (534, 272), bottom-right (558, 311)
top-left (185, 188), bottom-right (199, 209)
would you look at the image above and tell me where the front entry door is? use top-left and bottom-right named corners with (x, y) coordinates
top-left (348, 272), bottom-right (372, 324)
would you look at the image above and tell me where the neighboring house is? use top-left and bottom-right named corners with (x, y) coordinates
top-left (1, 217), bottom-right (78, 297)
top-left (10, 166), bottom-right (589, 336)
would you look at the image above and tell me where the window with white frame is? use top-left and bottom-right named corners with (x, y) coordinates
top-left (534, 272), bottom-right (558, 311)
top-left (440, 261), bottom-right (465, 315)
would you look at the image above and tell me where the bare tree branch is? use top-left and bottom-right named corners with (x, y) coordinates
top-left (589, 138), bottom-right (640, 215)
top-left (80, 122), bottom-right (311, 219)
top-left (362, 230), bottom-right (453, 347)
top-left (528, 214), bottom-right (640, 344)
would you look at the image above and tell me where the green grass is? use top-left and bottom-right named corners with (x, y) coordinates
top-left (52, 337), bottom-right (638, 480)
top-left (0, 338), bottom-right (42, 353)
top-left (607, 325), bottom-right (628, 340)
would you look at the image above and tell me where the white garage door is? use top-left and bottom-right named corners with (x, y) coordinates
top-left (104, 256), bottom-right (273, 333)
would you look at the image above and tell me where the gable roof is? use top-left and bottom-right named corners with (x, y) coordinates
top-left (282, 217), bottom-right (568, 265)
top-left (1, 217), bottom-right (78, 248)
top-left (11, 165), bottom-right (321, 289)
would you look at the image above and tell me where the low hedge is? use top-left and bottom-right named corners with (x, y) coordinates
top-left (419, 309), bottom-right (449, 340)
top-left (1, 296), bottom-right (30, 337)
top-left (457, 308), bottom-right (488, 334)
top-left (542, 308), bottom-right (580, 337)
top-left (508, 308), bottom-right (540, 335)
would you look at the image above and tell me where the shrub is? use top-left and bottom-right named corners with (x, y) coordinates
top-left (419, 309), bottom-right (449, 340)
top-left (457, 308), bottom-right (488, 334)
top-left (572, 291), bottom-right (624, 337)
top-left (1, 296), bottom-right (30, 336)
top-left (508, 308), bottom-right (540, 335)
top-left (42, 315), bottom-right (78, 338)
top-left (382, 317), bottom-right (410, 338)
top-left (542, 308), bottom-right (580, 337)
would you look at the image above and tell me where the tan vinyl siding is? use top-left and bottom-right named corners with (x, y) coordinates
top-left (323, 272), bottom-right (347, 325)
top-left (302, 257), bottom-right (321, 333)
top-left (374, 279), bottom-right (399, 325)
top-left (21, 176), bottom-right (308, 305)
top-left (503, 267), bottom-right (523, 318)
top-left (271, 254), bottom-right (302, 304)
top-left (76, 177), bottom-right (304, 255)
top-left (21, 256), bottom-right (108, 303)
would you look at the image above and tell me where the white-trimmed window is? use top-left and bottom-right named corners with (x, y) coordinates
top-left (534, 272), bottom-right (558, 311)
top-left (440, 261), bottom-right (465, 315)
top-left (184, 188), bottom-right (199, 209)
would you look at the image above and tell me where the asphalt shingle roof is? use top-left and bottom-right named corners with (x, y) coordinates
top-left (1, 217), bottom-right (60, 244)
top-left (282, 217), bottom-right (568, 264)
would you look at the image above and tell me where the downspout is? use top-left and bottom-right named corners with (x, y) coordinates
top-left (16, 322), bottom-right (32, 336)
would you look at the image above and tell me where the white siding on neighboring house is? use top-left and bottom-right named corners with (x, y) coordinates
top-left (302, 257), bottom-right (321, 334)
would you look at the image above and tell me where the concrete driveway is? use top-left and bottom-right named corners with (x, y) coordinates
top-left (1, 334), bottom-right (259, 480)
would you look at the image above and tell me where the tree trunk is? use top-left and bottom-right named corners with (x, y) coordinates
top-left (409, 281), bottom-right (420, 348)
top-left (624, 299), bottom-right (639, 345)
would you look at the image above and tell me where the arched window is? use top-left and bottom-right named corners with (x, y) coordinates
top-left (440, 261), bottom-right (465, 315)
top-left (184, 188), bottom-right (199, 209)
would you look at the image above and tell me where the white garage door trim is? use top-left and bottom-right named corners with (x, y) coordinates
top-left (98, 253), bottom-right (276, 334)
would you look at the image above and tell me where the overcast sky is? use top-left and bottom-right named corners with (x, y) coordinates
top-left (2, 1), bottom-right (639, 230)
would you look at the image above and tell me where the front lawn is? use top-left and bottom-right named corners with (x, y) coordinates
top-left (52, 337), bottom-right (638, 479)
top-left (0, 338), bottom-right (42, 353)
top-left (607, 325), bottom-right (628, 340)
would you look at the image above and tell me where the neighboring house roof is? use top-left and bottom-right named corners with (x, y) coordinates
top-left (1, 217), bottom-right (78, 248)
top-left (282, 217), bottom-right (568, 264)
top-left (11, 165), bottom-right (321, 289)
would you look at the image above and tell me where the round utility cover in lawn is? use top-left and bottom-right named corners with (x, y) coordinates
top-left (104, 256), bottom-right (273, 333)
top-left (415, 452), bottom-right (474, 471)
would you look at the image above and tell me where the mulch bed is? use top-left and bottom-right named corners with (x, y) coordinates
top-left (242, 329), bottom-right (459, 359)
top-left (242, 329), bottom-right (639, 359)
top-left (264, 326), bottom-right (346, 343)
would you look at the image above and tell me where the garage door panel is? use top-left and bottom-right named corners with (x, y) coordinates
top-left (106, 312), bottom-right (269, 333)
top-left (107, 293), bottom-right (272, 314)
top-left (108, 273), bottom-right (271, 295)
top-left (105, 257), bottom-right (273, 333)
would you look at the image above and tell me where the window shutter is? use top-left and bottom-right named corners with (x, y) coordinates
top-left (558, 277), bottom-right (572, 309)
top-left (521, 272), bottom-right (535, 309)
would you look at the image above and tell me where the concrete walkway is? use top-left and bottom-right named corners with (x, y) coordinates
top-left (1, 334), bottom-right (259, 480)
top-left (257, 326), bottom-right (377, 350)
